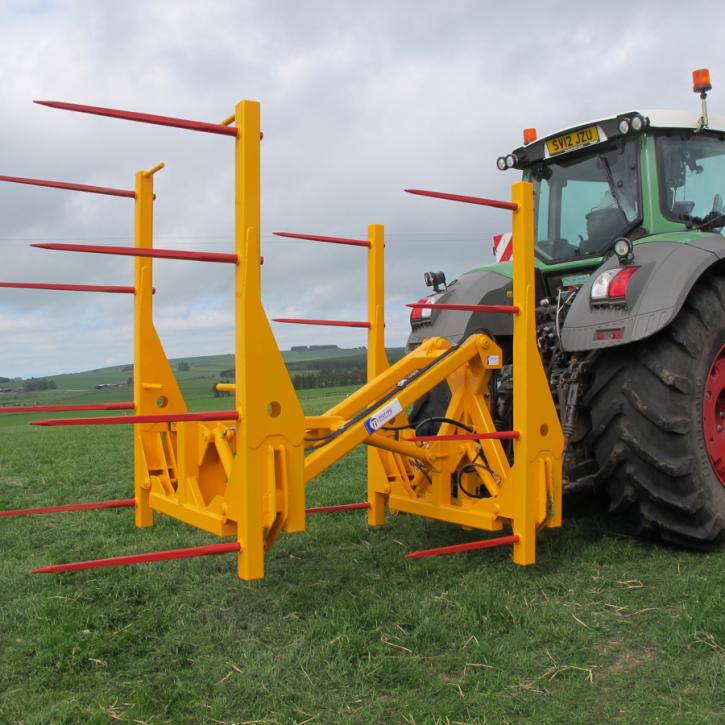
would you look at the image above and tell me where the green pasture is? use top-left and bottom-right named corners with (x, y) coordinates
top-left (18, 349), bottom-right (380, 392)
top-left (1, 349), bottom-right (404, 408)
top-left (0, 383), bottom-right (722, 724)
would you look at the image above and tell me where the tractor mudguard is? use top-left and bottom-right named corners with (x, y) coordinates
top-left (407, 268), bottom-right (516, 349)
top-left (561, 236), bottom-right (725, 351)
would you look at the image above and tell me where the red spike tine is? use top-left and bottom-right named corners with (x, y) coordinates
top-left (305, 502), bottom-right (371, 514)
top-left (31, 411), bottom-right (238, 427)
top-left (32, 541), bottom-right (241, 574)
top-left (0, 174), bottom-right (135, 198)
top-left (0, 402), bottom-right (134, 414)
top-left (405, 188), bottom-right (518, 211)
top-left (1, 499), bottom-right (369, 518)
top-left (274, 232), bottom-right (370, 248)
top-left (405, 535), bottom-right (520, 559)
top-left (407, 302), bottom-right (519, 314)
top-left (272, 318), bottom-right (371, 328)
top-left (1, 498), bottom-right (135, 518)
top-left (32, 243), bottom-right (237, 264)
top-left (35, 100), bottom-right (238, 137)
top-left (0, 282), bottom-right (136, 294)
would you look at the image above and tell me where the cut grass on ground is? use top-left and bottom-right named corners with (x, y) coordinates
top-left (0, 385), bottom-right (723, 724)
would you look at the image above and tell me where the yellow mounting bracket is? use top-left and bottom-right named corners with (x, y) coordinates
top-left (128, 99), bottom-right (563, 580)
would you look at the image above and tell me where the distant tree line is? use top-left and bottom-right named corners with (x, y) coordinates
top-left (286, 353), bottom-right (367, 372)
top-left (214, 348), bottom-right (406, 392)
top-left (23, 378), bottom-right (57, 391)
top-left (291, 368), bottom-right (366, 389)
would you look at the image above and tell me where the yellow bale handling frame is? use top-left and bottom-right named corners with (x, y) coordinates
top-left (2, 98), bottom-right (563, 581)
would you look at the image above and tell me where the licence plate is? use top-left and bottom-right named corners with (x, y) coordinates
top-left (546, 126), bottom-right (600, 156)
top-left (561, 274), bottom-right (590, 287)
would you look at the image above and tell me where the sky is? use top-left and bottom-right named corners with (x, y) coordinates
top-left (1, 0), bottom-right (724, 378)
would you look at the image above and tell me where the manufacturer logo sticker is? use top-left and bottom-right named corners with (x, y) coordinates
top-left (364, 398), bottom-right (403, 434)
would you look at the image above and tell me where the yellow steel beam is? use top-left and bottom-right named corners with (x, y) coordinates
top-left (506, 181), bottom-right (564, 565)
top-left (228, 100), bottom-right (306, 581)
top-left (366, 223), bottom-right (388, 381)
top-left (303, 334), bottom-right (499, 483)
top-left (132, 166), bottom-right (186, 530)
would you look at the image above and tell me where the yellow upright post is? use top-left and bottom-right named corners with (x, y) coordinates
top-left (366, 222), bottom-right (391, 526)
top-left (228, 100), bottom-right (306, 580)
top-left (366, 223), bottom-right (388, 381)
top-left (132, 163), bottom-right (186, 529)
top-left (509, 181), bottom-right (563, 565)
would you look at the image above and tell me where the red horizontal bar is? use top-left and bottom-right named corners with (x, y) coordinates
top-left (405, 535), bottom-right (520, 559)
top-left (405, 188), bottom-right (518, 211)
top-left (274, 231), bottom-right (370, 248)
top-left (0, 174), bottom-right (135, 198)
top-left (407, 302), bottom-right (519, 314)
top-left (32, 541), bottom-right (241, 574)
top-left (31, 410), bottom-right (238, 427)
top-left (305, 502), bottom-right (371, 514)
top-left (406, 431), bottom-right (520, 442)
top-left (1, 498), bottom-right (370, 519)
top-left (1, 402), bottom-right (134, 414)
top-left (0, 282), bottom-right (136, 294)
top-left (32, 243), bottom-right (238, 264)
top-left (35, 100), bottom-right (238, 137)
top-left (272, 318), bottom-right (371, 329)
top-left (1, 498), bottom-right (135, 518)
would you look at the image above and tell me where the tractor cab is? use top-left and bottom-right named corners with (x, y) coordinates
top-left (499, 71), bottom-right (725, 267)
top-left (504, 113), bottom-right (725, 264)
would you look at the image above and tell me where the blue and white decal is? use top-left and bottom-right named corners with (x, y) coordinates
top-left (364, 398), bottom-right (403, 434)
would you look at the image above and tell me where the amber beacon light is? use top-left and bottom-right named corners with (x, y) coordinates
top-left (692, 68), bottom-right (712, 95)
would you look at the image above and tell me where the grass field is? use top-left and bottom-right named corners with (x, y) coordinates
top-left (0, 382), bottom-right (723, 724)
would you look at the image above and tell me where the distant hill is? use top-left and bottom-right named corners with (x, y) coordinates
top-left (27, 348), bottom-right (405, 392)
top-left (0, 348), bottom-right (407, 414)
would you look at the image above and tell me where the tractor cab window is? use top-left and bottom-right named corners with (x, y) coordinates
top-left (531, 138), bottom-right (641, 263)
top-left (657, 132), bottom-right (725, 232)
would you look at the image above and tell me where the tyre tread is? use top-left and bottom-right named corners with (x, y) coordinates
top-left (585, 276), bottom-right (725, 549)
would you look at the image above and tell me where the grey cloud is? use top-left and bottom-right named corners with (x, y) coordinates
top-left (1, 0), bottom-right (724, 376)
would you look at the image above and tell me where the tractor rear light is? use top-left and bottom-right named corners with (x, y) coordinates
top-left (590, 269), bottom-right (617, 300)
top-left (410, 298), bottom-right (428, 322)
top-left (595, 328), bottom-right (624, 341)
top-left (608, 266), bottom-right (640, 298)
top-left (590, 266), bottom-right (641, 302)
top-left (523, 128), bottom-right (537, 144)
top-left (410, 295), bottom-right (441, 324)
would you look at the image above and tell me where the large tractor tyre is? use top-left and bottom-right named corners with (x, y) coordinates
top-left (585, 275), bottom-right (725, 549)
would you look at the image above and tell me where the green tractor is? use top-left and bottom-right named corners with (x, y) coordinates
top-left (407, 69), bottom-right (725, 549)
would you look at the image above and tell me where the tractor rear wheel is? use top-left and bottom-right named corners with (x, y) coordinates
top-left (585, 275), bottom-right (725, 549)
